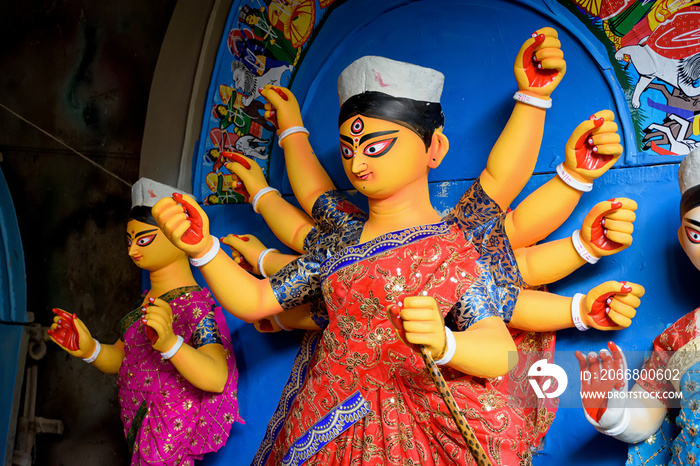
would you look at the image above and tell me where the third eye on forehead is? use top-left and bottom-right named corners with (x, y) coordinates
top-left (340, 130), bottom-right (399, 146)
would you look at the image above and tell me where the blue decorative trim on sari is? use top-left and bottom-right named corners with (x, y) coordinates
top-left (270, 190), bottom-right (365, 311)
top-left (281, 391), bottom-right (370, 466)
top-left (251, 330), bottom-right (322, 466)
top-left (444, 178), bottom-right (523, 326)
top-left (319, 222), bottom-right (450, 282)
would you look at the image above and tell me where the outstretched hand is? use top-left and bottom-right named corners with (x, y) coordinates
top-left (221, 233), bottom-right (266, 273)
top-left (564, 110), bottom-right (623, 183)
top-left (582, 281), bottom-right (645, 330)
top-left (580, 198), bottom-right (637, 257)
top-left (152, 193), bottom-right (213, 259)
top-left (513, 27), bottom-right (566, 98)
top-left (48, 308), bottom-right (94, 357)
top-left (576, 341), bottom-right (628, 426)
top-left (260, 85), bottom-right (304, 133)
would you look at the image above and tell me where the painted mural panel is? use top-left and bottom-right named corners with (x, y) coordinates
top-left (556, 0), bottom-right (700, 160)
top-left (194, 0), bottom-right (345, 204)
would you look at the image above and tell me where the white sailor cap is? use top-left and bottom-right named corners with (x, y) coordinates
top-left (337, 56), bottom-right (444, 107)
top-left (679, 147), bottom-right (700, 194)
top-left (131, 177), bottom-right (188, 208)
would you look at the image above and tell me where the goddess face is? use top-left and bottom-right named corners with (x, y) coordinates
top-left (679, 205), bottom-right (700, 271)
top-left (338, 115), bottom-right (432, 199)
top-left (126, 219), bottom-right (185, 271)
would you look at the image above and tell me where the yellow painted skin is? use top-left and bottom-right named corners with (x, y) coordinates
top-left (152, 28), bottom-right (643, 377)
top-left (221, 109), bottom-right (637, 331)
top-left (48, 219), bottom-right (229, 393)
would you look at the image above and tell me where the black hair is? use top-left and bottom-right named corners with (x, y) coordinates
top-left (338, 91), bottom-right (444, 150)
top-left (128, 205), bottom-right (158, 227)
top-left (681, 184), bottom-right (700, 219)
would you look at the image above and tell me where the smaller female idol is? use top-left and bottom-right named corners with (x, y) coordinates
top-left (48, 178), bottom-right (243, 466)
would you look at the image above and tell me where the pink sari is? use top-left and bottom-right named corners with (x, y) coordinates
top-left (117, 286), bottom-right (243, 465)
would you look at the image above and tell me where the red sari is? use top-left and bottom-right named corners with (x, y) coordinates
top-left (265, 181), bottom-right (543, 465)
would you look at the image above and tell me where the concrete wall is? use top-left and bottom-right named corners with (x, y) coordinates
top-left (0, 1), bottom-right (176, 463)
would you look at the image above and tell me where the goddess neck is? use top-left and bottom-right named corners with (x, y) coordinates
top-left (147, 257), bottom-right (198, 297)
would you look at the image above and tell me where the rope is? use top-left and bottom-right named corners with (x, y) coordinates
top-left (0, 102), bottom-right (132, 187)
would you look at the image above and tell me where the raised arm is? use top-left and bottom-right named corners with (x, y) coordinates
top-left (509, 281), bottom-right (644, 332)
top-left (505, 110), bottom-right (623, 248)
top-left (221, 233), bottom-right (299, 277)
top-left (48, 308), bottom-right (125, 374)
top-left (515, 198), bottom-right (637, 286)
top-left (221, 234), bottom-right (322, 333)
top-left (480, 26), bottom-right (566, 210)
top-left (260, 85), bottom-right (336, 214)
top-left (152, 193), bottom-right (283, 322)
top-left (225, 154), bottom-right (313, 253)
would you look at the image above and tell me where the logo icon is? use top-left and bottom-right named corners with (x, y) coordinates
top-left (528, 359), bottom-right (568, 399)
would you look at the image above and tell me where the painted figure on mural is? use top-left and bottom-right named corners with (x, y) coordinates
top-left (563, 0), bottom-right (700, 156)
top-left (47, 178), bottom-right (243, 466)
top-left (152, 28), bottom-right (643, 465)
top-left (577, 146), bottom-right (700, 466)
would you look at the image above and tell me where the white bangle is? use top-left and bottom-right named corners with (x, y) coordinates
top-left (277, 126), bottom-right (309, 147)
top-left (513, 91), bottom-right (552, 109)
top-left (251, 187), bottom-right (280, 214)
top-left (257, 248), bottom-right (278, 278)
top-left (272, 313), bottom-right (292, 331)
top-left (571, 293), bottom-right (590, 331)
top-left (597, 408), bottom-right (631, 436)
top-left (160, 335), bottom-right (184, 359)
top-left (572, 229), bottom-right (600, 264)
top-left (556, 163), bottom-right (593, 192)
top-left (82, 339), bottom-right (102, 363)
top-left (189, 237), bottom-right (220, 267)
top-left (434, 327), bottom-right (457, 365)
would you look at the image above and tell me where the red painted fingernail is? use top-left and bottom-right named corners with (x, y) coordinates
top-left (605, 307), bottom-right (610, 314)
top-left (241, 236), bottom-right (249, 242)
top-left (272, 87), bottom-right (289, 101)
top-left (611, 201), bottom-right (622, 210)
top-left (531, 32), bottom-right (537, 38)
top-left (592, 146), bottom-right (599, 153)
top-left (388, 304), bottom-right (401, 317)
top-left (588, 138), bottom-right (594, 145)
top-left (594, 117), bottom-right (604, 127)
top-left (148, 297), bottom-right (155, 303)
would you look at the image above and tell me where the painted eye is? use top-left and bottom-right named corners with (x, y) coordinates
top-left (351, 117), bottom-right (364, 134)
top-left (686, 227), bottom-right (700, 244)
top-left (137, 234), bottom-right (157, 246)
top-left (363, 138), bottom-right (396, 158)
top-left (340, 143), bottom-right (354, 160)
top-left (127, 238), bottom-right (132, 248)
